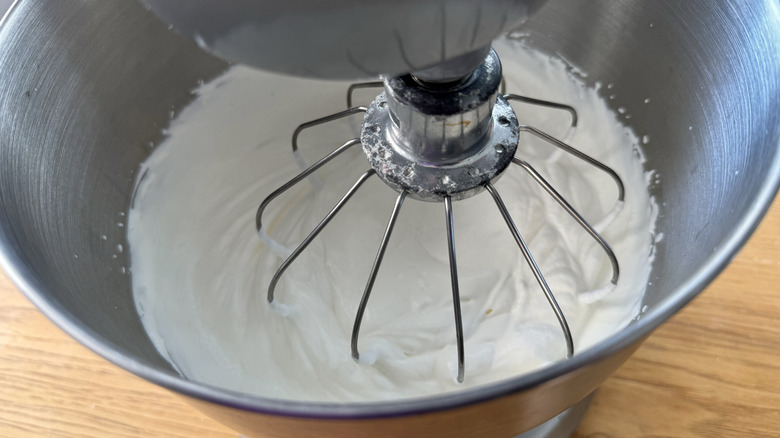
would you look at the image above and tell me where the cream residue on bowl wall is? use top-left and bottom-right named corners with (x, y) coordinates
top-left (128, 38), bottom-right (657, 402)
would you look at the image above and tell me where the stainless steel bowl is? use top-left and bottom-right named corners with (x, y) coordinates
top-left (0, 0), bottom-right (778, 436)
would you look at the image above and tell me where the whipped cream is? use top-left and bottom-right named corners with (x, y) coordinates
top-left (128, 39), bottom-right (657, 402)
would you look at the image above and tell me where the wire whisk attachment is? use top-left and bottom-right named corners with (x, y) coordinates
top-left (256, 49), bottom-right (623, 383)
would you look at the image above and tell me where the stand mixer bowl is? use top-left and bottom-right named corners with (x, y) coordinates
top-left (0, 0), bottom-right (778, 436)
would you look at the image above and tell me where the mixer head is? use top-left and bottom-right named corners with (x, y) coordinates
top-left (139, 0), bottom-right (549, 80)
top-left (141, 0), bottom-right (624, 382)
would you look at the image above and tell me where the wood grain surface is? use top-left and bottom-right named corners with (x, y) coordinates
top-left (1, 197), bottom-right (778, 437)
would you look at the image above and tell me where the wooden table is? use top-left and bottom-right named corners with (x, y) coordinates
top-left (1, 198), bottom-right (778, 437)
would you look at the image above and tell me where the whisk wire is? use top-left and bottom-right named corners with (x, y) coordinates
top-left (485, 183), bottom-right (575, 358)
top-left (292, 107), bottom-right (367, 154)
top-left (267, 169), bottom-right (377, 303)
top-left (512, 158), bottom-right (620, 284)
top-left (256, 138), bottom-right (362, 232)
top-left (346, 81), bottom-right (384, 109)
top-left (517, 125), bottom-right (625, 202)
top-left (504, 94), bottom-right (578, 128)
top-left (351, 191), bottom-right (408, 361)
top-left (444, 196), bottom-right (466, 383)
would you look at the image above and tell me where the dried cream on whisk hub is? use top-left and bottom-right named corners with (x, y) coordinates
top-left (128, 39), bottom-right (658, 402)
